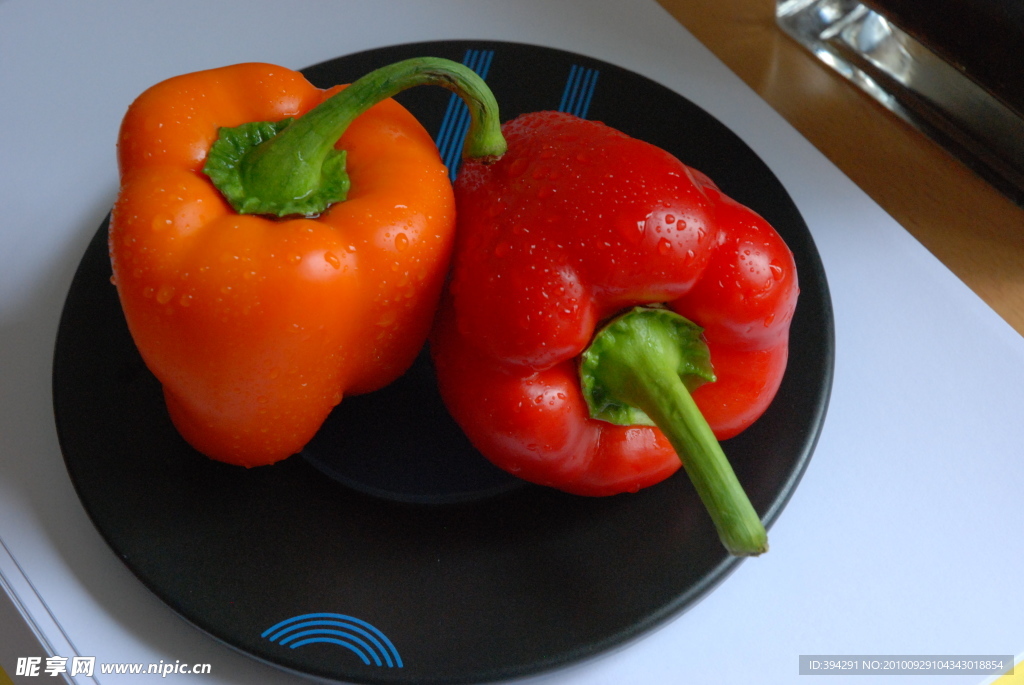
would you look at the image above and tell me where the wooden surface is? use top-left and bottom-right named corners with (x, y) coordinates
top-left (658, 0), bottom-right (1024, 337)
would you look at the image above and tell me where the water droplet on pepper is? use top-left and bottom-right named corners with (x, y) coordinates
top-left (156, 284), bottom-right (175, 304)
top-left (508, 157), bottom-right (529, 177)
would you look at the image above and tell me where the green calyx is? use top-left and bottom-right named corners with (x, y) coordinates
top-left (580, 306), bottom-right (768, 557)
top-left (203, 118), bottom-right (350, 217)
top-left (581, 306), bottom-right (716, 426)
top-left (203, 56), bottom-right (507, 218)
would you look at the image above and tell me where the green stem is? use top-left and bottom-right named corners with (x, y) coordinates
top-left (203, 57), bottom-right (506, 217)
top-left (580, 307), bottom-right (768, 556)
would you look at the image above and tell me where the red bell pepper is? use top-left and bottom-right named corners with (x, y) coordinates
top-left (430, 111), bottom-right (798, 555)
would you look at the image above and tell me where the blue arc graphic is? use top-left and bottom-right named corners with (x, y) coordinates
top-left (262, 613), bottom-right (403, 668)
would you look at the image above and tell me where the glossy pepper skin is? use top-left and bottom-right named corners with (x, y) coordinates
top-left (110, 61), bottom-right (503, 467)
top-left (431, 111), bottom-right (798, 498)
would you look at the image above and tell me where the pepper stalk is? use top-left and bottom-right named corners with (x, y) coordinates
top-left (203, 57), bottom-right (506, 218)
top-left (580, 306), bottom-right (768, 556)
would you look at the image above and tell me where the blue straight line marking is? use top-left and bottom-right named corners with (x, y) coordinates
top-left (444, 49), bottom-right (492, 173)
top-left (435, 49), bottom-right (480, 168)
top-left (558, 65), bottom-right (600, 119)
top-left (577, 68), bottom-right (599, 119)
top-left (570, 68), bottom-right (586, 115)
top-left (433, 90), bottom-right (463, 165)
top-left (436, 48), bottom-right (495, 181)
top-left (557, 64), bottom-right (579, 112)
top-left (433, 84), bottom-right (462, 166)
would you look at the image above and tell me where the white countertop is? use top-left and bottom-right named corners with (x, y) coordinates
top-left (2, 1), bottom-right (1023, 683)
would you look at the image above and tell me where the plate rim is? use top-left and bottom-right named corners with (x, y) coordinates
top-left (52, 39), bottom-right (835, 685)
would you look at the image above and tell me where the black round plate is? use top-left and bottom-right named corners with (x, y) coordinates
top-left (53, 41), bottom-right (834, 685)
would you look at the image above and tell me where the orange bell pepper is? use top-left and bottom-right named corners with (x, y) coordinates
top-left (109, 58), bottom-right (505, 467)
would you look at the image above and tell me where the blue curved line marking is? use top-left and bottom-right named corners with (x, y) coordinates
top-left (268, 618), bottom-right (387, 655)
top-left (278, 629), bottom-right (379, 665)
top-left (266, 620), bottom-right (386, 651)
top-left (436, 48), bottom-right (495, 181)
top-left (288, 637), bottom-right (372, 665)
top-left (266, 620), bottom-right (393, 666)
top-left (262, 613), bottom-right (403, 668)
